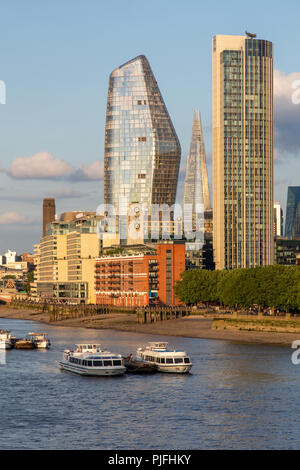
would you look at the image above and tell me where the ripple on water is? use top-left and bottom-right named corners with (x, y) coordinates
top-left (0, 318), bottom-right (300, 449)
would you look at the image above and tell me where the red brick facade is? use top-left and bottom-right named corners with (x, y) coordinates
top-left (156, 242), bottom-right (186, 306)
top-left (95, 242), bottom-right (185, 307)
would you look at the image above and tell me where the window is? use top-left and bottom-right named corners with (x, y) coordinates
top-left (113, 360), bottom-right (122, 366)
top-left (174, 358), bottom-right (183, 364)
top-left (161, 358), bottom-right (165, 364)
top-left (103, 360), bottom-right (113, 367)
top-left (166, 358), bottom-right (173, 364)
top-left (93, 361), bottom-right (103, 367)
top-left (184, 357), bottom-right (190, 364)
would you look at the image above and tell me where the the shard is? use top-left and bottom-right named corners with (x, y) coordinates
top-left (183, 110), bottom-right (211, 228)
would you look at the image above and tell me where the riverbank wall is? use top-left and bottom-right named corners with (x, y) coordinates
top-left (212, 317), bottom-right (300, 334)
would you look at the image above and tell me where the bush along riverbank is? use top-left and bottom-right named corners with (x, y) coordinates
top-left (174, 265), bottom-right (300, 313)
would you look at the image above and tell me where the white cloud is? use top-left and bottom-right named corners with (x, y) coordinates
top-left (69, 161), bottom-right (104, 181)
top-left (274, 69), bottom-right (300, 157)
top-left (5, 152), bottom-right (104, 181)
top-left (7, 152), bottom-right (74, 180)
top-left (274, 70), bottom-right (300, 99)
top-left (0, 211), bottom-right (32, 225)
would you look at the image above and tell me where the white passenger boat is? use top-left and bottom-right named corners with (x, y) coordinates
top-left (58, 344), bottom-right (126, 376)
top-left (0, 330), bottom-right (13, 350)
top-left (28, 332), bottom-right (51, 349)
top-left (136, 342), bottom-right (192, 374)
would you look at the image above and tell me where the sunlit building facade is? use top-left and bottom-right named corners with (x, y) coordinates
top-left (213, 35), bottom-right (273, 270)
top-left (104, 55), bottom-right (181, 240)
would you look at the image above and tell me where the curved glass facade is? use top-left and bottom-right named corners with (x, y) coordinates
top-left (104, 55), bottom-right (181, 220)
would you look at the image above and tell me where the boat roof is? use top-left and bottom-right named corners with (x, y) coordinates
top-left (138, 342), bottom-right (188, 355)
top-left (29, 332), bottom-right (48, 336)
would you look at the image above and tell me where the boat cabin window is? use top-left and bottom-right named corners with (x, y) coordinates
top-left (156, 358), bottom-right (160, 363)
top-left (103, 360), bottom-right (112, 367)
top-left (160, 358), bottom-right (165, 364)
top-left (166, 358), bottom-right (174, 364)
top-left (174, 358), bottom-right (183, 364)
top-left (88, 360), bottom-right (93, 367)
top-left (113, 360), bottom-right (122, 366)
top-left (184, 357), bottom-right (190, 364)
top-left (93, 360), bottom-right (103, 367)
top-left (88, 345), bottom-right (92, 349)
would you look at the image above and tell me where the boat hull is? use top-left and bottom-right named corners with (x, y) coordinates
top-left (0, 341), bottom-right (12, 350)
top-left (35, 341), bottom-right (51, 349)
top-left (14, 341), bottom-right (35, 350)
top-left (124, 359), bottom-right (157, 374)
top-left (58, 361), bottom-right (126, 376)
top-left (157, 364), bottom-right (192, 374)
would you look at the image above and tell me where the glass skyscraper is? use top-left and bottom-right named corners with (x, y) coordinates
top-left (285, 186), bottom-right (300, 238)
top-left (183, 110), bottom-right (214, 269)
top-left (213, 35), bottom-right (273, 269)
top-left (104, 55), bottom-right (181, 239)
top-left (183, 109), bottom-right (211, 220)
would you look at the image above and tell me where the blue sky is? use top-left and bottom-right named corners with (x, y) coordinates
top-left (0, 0), bottom-right (300, 252)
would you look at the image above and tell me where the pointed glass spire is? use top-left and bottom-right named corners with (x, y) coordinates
top-left (183, 110), bottom-right (211, 220)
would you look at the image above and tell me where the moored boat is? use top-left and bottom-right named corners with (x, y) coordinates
top-left (14, 339), bottom-right (36, 349)
top-left (59, 344), bottom-right (126, 376)
top-left (123, 354), bottom-right (157, 374)
top-left (28, 333), bottom-right (51, 349)
top-left (0, 330), bottom-right (13, 350)
top-left (136, 342), bottom-right (192, 374)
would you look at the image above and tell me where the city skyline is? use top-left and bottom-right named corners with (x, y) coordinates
top-left (0, 0), bottom-right (300, 252)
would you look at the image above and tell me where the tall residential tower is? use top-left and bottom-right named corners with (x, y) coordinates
top-left (104, 55), bottom-right (181, 240)
top-left (212, 34), bottom-right (273, 269)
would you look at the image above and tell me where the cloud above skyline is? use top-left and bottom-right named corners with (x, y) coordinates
top-left (274, 69), bottom-right (300, 158)
top-left (4, 152), bottom-right (104, 181)
top-left (0, 211), bottom-right (38, 225)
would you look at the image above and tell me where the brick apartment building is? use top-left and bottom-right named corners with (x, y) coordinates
top-left (95, 241), bottom-right (185, 307)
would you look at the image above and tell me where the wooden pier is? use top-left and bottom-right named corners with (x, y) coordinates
top-left (136, 306), bottom-right (192, 324)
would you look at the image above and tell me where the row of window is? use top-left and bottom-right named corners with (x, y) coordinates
top-left (68, 357), bottom-right (122, 367)
top-left (142, 355), bottom-right (190, 364)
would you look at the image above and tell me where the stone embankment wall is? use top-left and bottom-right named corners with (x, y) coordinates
top-left (212, 317), bottom-right (300, 334)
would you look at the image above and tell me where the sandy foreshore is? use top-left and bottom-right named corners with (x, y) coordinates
top-left (1, 306), bottom-right (299, 346)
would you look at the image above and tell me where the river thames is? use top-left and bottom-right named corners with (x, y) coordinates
top-left (0, 317), bottom-right (300, 450)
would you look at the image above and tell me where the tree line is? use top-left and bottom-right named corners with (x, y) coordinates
top-left (174, 265), bottom-right (300, 312)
